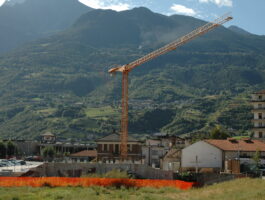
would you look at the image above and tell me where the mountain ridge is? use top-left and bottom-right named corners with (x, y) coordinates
top-left (0, 0), bottom-right (92, 53)
top-left (228, 25), bottom-right (252, 36)
top-left (0, 7), bottom-right (264, 139)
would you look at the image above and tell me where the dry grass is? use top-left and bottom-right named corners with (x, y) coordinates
top-left (170, 178), bottom-right (265, 200)
top-left (0, 178), bottom-right (264, 200)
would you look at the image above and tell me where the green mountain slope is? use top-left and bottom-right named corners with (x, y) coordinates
top-left (0, 7), bottom-right (264, 140)
top-left (0, 0), bottom-right (91, 53)
top-left (228, 25), bottom-right (253, 36)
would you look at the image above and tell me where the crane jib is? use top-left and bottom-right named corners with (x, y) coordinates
top-left (109, 13), bottom-right (233, 160)
top-left (108, 16), bottom-right (232, 74)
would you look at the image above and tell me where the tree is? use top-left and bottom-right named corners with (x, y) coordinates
top-left (253, 150), bottom-right (261, 171)
top-left (210, 125), bottom-right (230, 139)
top-left (6, 141), bottom-right (17, 157)
top-left (42, 146), bottom-right (55, 162)
top-left (0, 141), bottom-right (6, 158)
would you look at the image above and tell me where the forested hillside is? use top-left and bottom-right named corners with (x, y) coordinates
top-left (0, 7), bottom-right (264, 140)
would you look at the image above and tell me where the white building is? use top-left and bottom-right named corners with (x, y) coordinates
top-left (251, 90), bottom-right (265, 139)
top-left (182, 140), bottom-right (223, 170)
top-left (181, 138), bottom-right (265, 172)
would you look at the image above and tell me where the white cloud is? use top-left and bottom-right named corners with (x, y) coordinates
top-left (78, 0), bottom-right (130, 11)
top-left (170, 4), bottom-right (196, 16)
top-left (199, 0), bottom-right (233, 7)
top-left (103, 3), bottom-right (130, 11)
top-left (0, 0), bottom-right (5, 6)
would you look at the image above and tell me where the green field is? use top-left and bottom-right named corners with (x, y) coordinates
top-left (85, 106), bottom-right (119, 120)
top-left (0, 178), bottom-right (264, 200)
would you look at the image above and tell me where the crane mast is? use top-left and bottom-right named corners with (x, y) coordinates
top-left (109, 13), bottom-right (232, 160)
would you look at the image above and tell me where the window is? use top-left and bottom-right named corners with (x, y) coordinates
top-left (109, 144), bottom-right (113, 152)
top-left (259, 132), bottom-right (263, 138)
top-left (104, 144), bottom-right (107, 152)
top-left (259, 95), bottom-right (262, 100)
top-left (259, 122), bottom-right (263, 127)
top-left (127, 144), bottom-right (132, 152)
top-left (115, 144), bottom-right (119, 153)
top-left (152, 150), bottom-right (158, 155)
top-left (99, 144), bottom-right (102, 152)
top-left (258, 104), bottom-right (263, 108)
top-left (258, 113), bottom-right (263, 119)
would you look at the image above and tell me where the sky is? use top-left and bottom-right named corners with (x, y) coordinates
top-left (0, 0), bottom-right (264, 35)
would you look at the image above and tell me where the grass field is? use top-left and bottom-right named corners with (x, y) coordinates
top-left (0, 178), bottom-right (264, 200)
top-left (85, 106), bottom-right (118, 120)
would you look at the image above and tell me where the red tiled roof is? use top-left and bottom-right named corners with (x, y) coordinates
top-left (205, 139), bottom-right (265, 152)
top-left (70, 150), bottom-right (97, 157)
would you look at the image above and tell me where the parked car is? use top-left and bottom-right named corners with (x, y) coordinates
top-left (10, 160), bottom-right (26, 165)
top-left (0, 163), bottom-right (7, 167)
top-left (25, 156), bottom-right (43, 162)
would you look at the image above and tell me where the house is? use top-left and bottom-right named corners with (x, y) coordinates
top-left (142, 144), bottom-right (168, 168)
top-left (70, 150), bottom-right (97, 163)
top-left (153, 133), bottom-right (187, 149)
top-left (251, 90), bottom-right (265, 139)
top-left (145, 139), bottom-right (161, 146)
top-left (142, 134), bottom-right (189, 168)
top-left (161, 149), bottom-right (181, 171)
top-left (41, 132), bottom-right (56, 144)
top-left (96, 133), bottom-right (142, 163)
top-left (181, 138), bottom-right (265, 173)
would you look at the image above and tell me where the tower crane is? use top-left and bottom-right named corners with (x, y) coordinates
top-left (108, 13), bottom-right (233, 160)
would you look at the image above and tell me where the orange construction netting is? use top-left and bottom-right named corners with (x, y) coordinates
top-left (0, 177), bottom-right (195, 190)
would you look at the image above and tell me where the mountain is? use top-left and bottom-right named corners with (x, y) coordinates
top-left (65, 8), bottom-right (265, 51)
top-left (228, 25), bottom-right (252, 36)
top-left (0, 7), bottom-right (264, 140)
top-left (0, 0), bottom-right (91, 53)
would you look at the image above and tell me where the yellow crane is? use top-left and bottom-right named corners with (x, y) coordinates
top-left (108, 13), bottom-right (232, 160)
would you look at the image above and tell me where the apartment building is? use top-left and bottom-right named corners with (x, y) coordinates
top-left (251, 90), bottom-right (265, 139)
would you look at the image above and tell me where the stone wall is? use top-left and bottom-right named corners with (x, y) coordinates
top-left (28, 163), bottom-right (174, 180)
